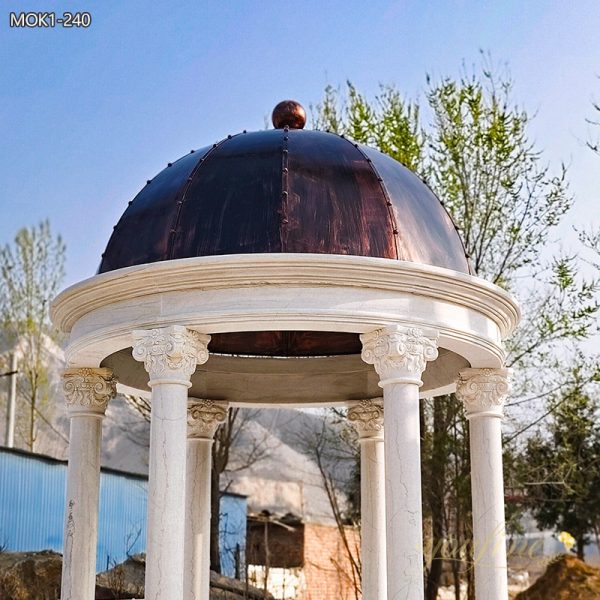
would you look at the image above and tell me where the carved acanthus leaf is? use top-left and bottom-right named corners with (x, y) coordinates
top-left (132, 326), bottom-right (210, 380)
top-left (188, 399), bottom-right (228, 439)
top-left (360, 325), bottom-right (438, 383)
top-left (455, 368), bottom-right (511, 417)
top-left (348, 399), bottom-right (384, 439)
top-left (62, 367), bottom-right (117, 413)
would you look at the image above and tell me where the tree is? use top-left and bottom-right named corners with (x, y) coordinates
top-left (313, 60), bottom-right (598, 599)
top-left (0, 220), bottom-right (65, 451)
top-left (524, 364), bottom-right (600, 559)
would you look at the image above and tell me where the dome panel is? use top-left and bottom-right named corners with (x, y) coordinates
top-left (170, 131), bottom-right (284, 258)
top-left (99, 147), bottom-right (210, 272)
top-left (285, 130), bottom-right (396, 257)
top-left (361, 145), bottom-right (469, 272)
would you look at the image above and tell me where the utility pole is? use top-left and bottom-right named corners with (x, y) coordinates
top-left (4, 353), bottom-right (17, 447)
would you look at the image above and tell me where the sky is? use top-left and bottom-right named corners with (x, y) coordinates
top-left (1, 0), bottom-right (599, 287)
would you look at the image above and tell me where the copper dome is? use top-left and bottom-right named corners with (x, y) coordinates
top-left (99, 126), bottom-right (470, 275)
top-left (96, 107), bottom-right (472, 357)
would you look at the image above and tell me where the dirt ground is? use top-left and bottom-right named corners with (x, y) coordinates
top-left (514, 554), bottom-right (600, 600)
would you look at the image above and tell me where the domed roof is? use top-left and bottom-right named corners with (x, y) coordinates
top-left (99, 102), bottom-right (471, 275)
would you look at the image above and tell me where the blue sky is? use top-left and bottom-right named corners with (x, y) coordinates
top-left (1, 0), bottom-right (599, 286)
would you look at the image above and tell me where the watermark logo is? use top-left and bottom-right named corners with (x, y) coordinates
top-left (9, 12), bottom-right (92, 29)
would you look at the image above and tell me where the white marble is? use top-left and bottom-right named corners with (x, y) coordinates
top-left (184, 399), bottom-right (228, 600)
top-left (60, 367), bottom-right (116, 600)
top-left (348, 399), bottom-right (386, 600)
top-left (51, 254), bottom-right (519, 376)
top-left (361, 325), bottom-right (438, 600)
top-left (457, 368), bottom-right (511, 600)
top-left (133, 326), bottom-right (211, 600)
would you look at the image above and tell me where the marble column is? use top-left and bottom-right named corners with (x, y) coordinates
top-left (456, 368), bottom-right (511, 600)
top-left (133, 326), bottom-right (211, 600)
top-left (184, 399), bottom-right (228, 600)
top-left (360, 325), bottom-right (438, 600)
top-left (348, 398), bottom-right (386, 600)
top-left (60, 367), bottom-right (117, 600)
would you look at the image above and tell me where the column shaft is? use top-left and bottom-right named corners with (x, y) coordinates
top-left (348, 399), bottom-right (386, 600)
top-left (132, 325), bottom-right (210, 600)
top-left (60, 367), bottom-right (116, 600)
top-left (184, 399), bottom-right (227, 600)
top-left (469, 416), bottom-right (507, 599)
top-left (383, 383), bottom-right (423, 600)
top-left (360, 325), bottom-right (438, 600)
top-left (145, 382), bottom-right (189, 599)
top-left (456, 367), bottom-right (511, 600)
top-left (360, 436), bottom-right (386, 599)
top-left (185, 438), bottom-right (213, 600)
top-left (62, 416), bottom-right (103, 599)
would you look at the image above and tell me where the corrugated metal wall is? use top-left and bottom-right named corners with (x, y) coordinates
top-left (0, 447), bottom-right (246, 575)
top-left (220, 493), bottom-right (247, 577)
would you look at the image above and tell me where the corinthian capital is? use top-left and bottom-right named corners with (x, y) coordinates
top-left (132, 326), bottom-right (210, 383)
top-left (62, 367), bottom-right (117, 416)
top-left (455, 368), bottom-right (511, 419)
top-left (348, 399), bottom-right (384, 440)
top-left (360, 325), bottom-right (438, 386)
top-left (188, 399), bottom-right (228, 439)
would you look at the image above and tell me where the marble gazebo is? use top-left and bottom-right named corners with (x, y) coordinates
top-left (51, 100), bottom-right (519, 600)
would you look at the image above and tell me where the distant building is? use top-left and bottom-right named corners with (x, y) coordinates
top-left (0, 447), bottom-right (246, 576)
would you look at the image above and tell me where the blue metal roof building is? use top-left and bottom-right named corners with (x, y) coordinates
top-left (0, 447), bottom-right (246, 575)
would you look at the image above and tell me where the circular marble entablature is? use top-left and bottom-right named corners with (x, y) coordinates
top-left (51, 254), bottom-right (519, 407)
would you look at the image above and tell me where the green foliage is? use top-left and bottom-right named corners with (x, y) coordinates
top-left (524, 365), bottom-right (600, 559)
top-left (426, 72), bottom-right (570, 286)
top-left (313, 82), bottom-right (424, 172)
top-left (0, 220), bottom-right (66, 450)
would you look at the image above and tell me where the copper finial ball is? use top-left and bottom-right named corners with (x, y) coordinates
top-left (272, 100), bottom-right (306, 129)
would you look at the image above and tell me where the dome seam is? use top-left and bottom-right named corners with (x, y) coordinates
top-left (279, 128), bottom-right (289, 251)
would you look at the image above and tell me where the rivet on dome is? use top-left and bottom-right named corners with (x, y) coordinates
top-left (190, 149), bottom-right (195, 153)
top-left (227, 135), bottom-right (232, 139)
top-left (272, 100), bottom-right (306, 130)
top-left (147, 180), bottom-right (152, 184)
top-left (167, 163), bottom-right (172, 167)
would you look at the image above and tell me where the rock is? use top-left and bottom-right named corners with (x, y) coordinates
top-left (95, 554), bottom-right (145, 599)
top-left (96, 554), bottom-right (273, 600)
top-left (0, 550), bottom-right (62, 600)
top-left (0, 550), bottom-right (272, 600)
